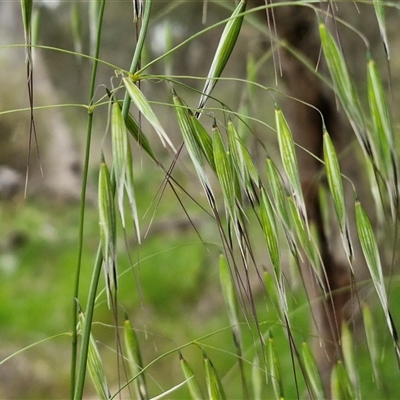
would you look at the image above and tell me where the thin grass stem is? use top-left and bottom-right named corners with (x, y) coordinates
top-left (71, 0), bottom-right (107, 397)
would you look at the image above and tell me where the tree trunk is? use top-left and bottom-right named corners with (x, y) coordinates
top-left (250, 1), bottom-right (355, 395)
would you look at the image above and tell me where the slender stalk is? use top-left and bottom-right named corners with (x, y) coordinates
top-left (71, 0), bottom-right (107, 398)
top-left (121, 0), bottom-right (153, 120)
top-left (74, 246), bottom-right (103, 400)
top-left (72, 2), bottom-right (152, 397)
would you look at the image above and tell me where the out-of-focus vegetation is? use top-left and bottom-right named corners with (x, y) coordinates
top-left (1, 1), bottom-right (400, 399)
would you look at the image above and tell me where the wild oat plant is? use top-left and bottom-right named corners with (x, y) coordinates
top-left (2, 0), bottom-right (400, 398)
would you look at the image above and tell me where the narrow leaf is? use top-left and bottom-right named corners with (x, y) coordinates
top-left (267, 332), bottom-right (284, 399)
top-left (323, 130), bottom-right (353, 263)
top-left (367, 58), bottom-right (393, 174)
top-left (20, 0), bottom-right (32, 28)
top-left (302, 341), bottom-right (325, 400)
top-left (88, 0), bottom-right (101, 56)
top-left (111, 101), bottom-right (140, 241)
top-left (362, 304), bottom-right (381, 388)
top-left (275, 106), bottom-right (307, 221)
top-left (197, 0), bottom-right (246, 112)
top-left (173, 91), bottom-right (214, 196)
top-left (373, 0), bottom-right (390, 58)
top-left (265, 157), bottom-right (296, 255)
top-left (111, 101), bottom-right (129, 228)
top-left (180, 353), bottom-right (204, 400)
top-left (189, 112), bottom-right (215, 170)
top-left (341, 322), bottom-right (359, 397)
top-left (227, 119), bottom-right (259, 202)
top-left (124, 317), bottom-right (148, 400)
top-left (219, 254), bottom-right (241, 345)
top-left (260, 188), bottom-right (281, 275)
top-left (20, 0), bottom-right (33, 45)
top-left (212, 121), bottom-right (236, 220)
top-left (98, 161), bottom-right (117, 307)
top-left (355, 197), bottom-right (386, 309)
top-left (123, 77), bottom-right (176, 152)
top-left (252, 356), bottom-right (262, 400)
top-left (124, 106), bottom-right (157, 162)
top-left (367, 57), bottom-right (398, 216)
top-left (78, 309), bottom-right (110, 400)
top-left (319, 23), bottom-right (370, 156)
top-left (323, 130), bottom-right (345, 231)
top-left (287, 196), bottom-right (317, 268)
top-left (204, 352), bottom-right (227, 400)
top-left (219, 254), bottom-right (249, 400)
top-left (330, 361), bottom-right (355, 400)
top-left (355, 196), bottom-right (400, 360)
top-left (125, 134), bottom-right (141, 242)
top-left (264, 271), bottom-right (285, 324)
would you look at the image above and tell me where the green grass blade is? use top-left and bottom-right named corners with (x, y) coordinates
top-left (119, 0), bottom-right (152, 140)
top-left (367, 57), bottom-right (398, 215)
top-left (260, 188), bottom-right (281, 276)
top-left (98, 161), bottom-right (117, 307)
top-left (123, 105), bottom-right (157, 162)
top-left (111, 101), bottom-right (129, 228)
top-left (275, 106), bottom-right (306, 221)
top-left (219, 254), bottom-right (248, 397)
top-left (252, 356), bottom-right (262, 400)
top-left (173, 91), bottom-right (213, 194)
top-left (212, 121), bottom-right (236, 220)
top-left (287, 195), bottom-right (318, 272)
top-left (302, 341), bottom-right (325, 400)
top-left (373, 0), bottom-right (389, 58)
top-left (78, 309), bottom-right (110, 400)
top-left (219, 254), bottom-right (241, 346)
top-left (227, 120), bottom-right (246, 185)
top-left (319, 23), bottom-right (369, 155)
top-left (20, 0), bottom-right (33, 42)
top-left (204, 352), bottom-right (227, 400)
top-left (88, 0), bottom-right (101, 56)
top-left (323, 130), bottom-right (345, 232)
top-left (111, 101), bottom-right (140, 241)
top-left (341, 322), bottom-right (359, 398)
top-left (128, 0), bottom-right (151, 75)
top-left (265, 157), bottom-right (297, 255)
top-left (124, 317), bottom-right (148, 400)
top-left (189, 112), bottom-right (215, 170)
top-left (267, 332), bottom-right (284, 399)
top-left (227, 119), bottom-right (259, 201)
top-left (197, 0), bottom-right (246, 112)
top-left (264, 271), bottom-right (285, 324)
top-left (355, 197), bottom-right (386, 309)
top-left (180, 353), bottom-right (204, 400)
top-left (367, 58), bottom-right (393, 173)
top-left (123, 77), bottom-right (176, 152)
top-left (331, 361), bottom-right (355, 400)
top-left (266, 157), bottom-right (290, 228)
top-left (362, 304), bottom-right (381, 389)
top-left (323, 130), bottom-right (353, 263)
top-left (355, 196), bottom-right (400, 359)
top-left (124, 131), bottom-right (141, 243)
